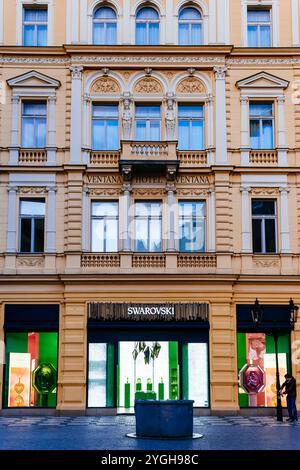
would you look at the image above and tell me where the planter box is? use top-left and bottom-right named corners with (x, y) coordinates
top-left (135, 400), bottom-right (194, 438)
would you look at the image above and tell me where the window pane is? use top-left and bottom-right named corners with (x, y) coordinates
top-left (92, 120), bottom-right (105, 150)
top-left (107, 23), bottom-right (117, 44)
top-left (137, 8), bottom-right (158, 20)
top-left (179, 24), bottom-right (189, 45)
top-left (149, 219), bottom-right (162, 252)
top-left (135, 105), bottom-right (160, 118)
top-left (252, 200), bottom-right (275, 216)
top-left (135, 219), bottom-right (148, 252)
top-left (252, 219), bottom-right (262, 253)
top-left (36, 118), bottom-right (47, 147)
top-left (250, 103), bottom-right (273, 117)
top-left (20, 218), bottom-right (32, 252)
top-left (24, 9), bottom-right (37, 21)
top-left (24, 25), bottom-right (35, 46)
top-left (136, 202), bottom-right (161, 216)
top-left (22, 117), bottom-right (35, 147)
top-left (149, 22), bottom-right (159, 45)
top-left (92, 219), bottom-right (105, 252)
top-left (178, 121), bottom-right (189, 150)
top-left (262, 120), bottom-right (273, 148)
top-left (93, 105), bottom-right (118, 118)
top-left (135, 121), bottom-right (147, 140)
top-left (179, 7), bottom-right (201, 20)
top-left (23, 102), bottom-right (47, 116)
top-left (260, 26), bottom-right (271, 47)
top-left (136, 23), bottom-right (147, 44)
top-left (248, 9), bottom-right (270, 22)
top-left (265, 219), bottom-right (276, 253)
top-left (250, 120), bottom-right (260, 149)
top-left (150, 121), bottom-right (160, 140)
top-left (37, 25), bottom-right (47, 46)
top-left (93, 23), bottom-right (105, 44)
top-left (105, 219), bottom-right (118, 252)
top-left (92, 202), bottom-right (118, 217)
top-left (20, 200), bottom-right (45, 216)
top-left (94, 7), bottom-right (116, 19)
top-left (106, 120), bottom-right (119, 150)
top-left (191, 24), bottom-right (202, 45)
top-left (88, 343), bottom-right (107, 407)
top-left (190, 121), bottom-right (204, 150)
top-left (34, 218), bottom-right (45, 252)
top-left (179, 105), bottom-right (203, 118)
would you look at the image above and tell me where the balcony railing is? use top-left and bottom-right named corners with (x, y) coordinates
top-left (19, 149), bottom-right (47, 164)
top-left (121, 140), bottom-right (177, 161)
top-left (177, 150), bottom-right (207, 167)
top-left (90, 151), bottom-right (120, 167)
top-left (249, 150), bottom-right (278, 165)
top-left (81, 253), bottom-right (120, 268)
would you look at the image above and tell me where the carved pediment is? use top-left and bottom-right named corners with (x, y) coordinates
top-left (7, 70), bottom-right (61, 88)
top-left (236, 72), bottom-right (289, 89)
top-left (176, 77), bottom-right (206, 94)
top-left (91, 77), bottom-right (120, 94)
top-left (134, 77), bottom-right (163, 94)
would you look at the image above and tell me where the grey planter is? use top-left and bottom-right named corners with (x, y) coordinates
top-left (135, 400), bottom-right (194, 438)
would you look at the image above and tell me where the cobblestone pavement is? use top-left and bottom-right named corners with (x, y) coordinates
top-left (0, 416), bottom-right (299, 450)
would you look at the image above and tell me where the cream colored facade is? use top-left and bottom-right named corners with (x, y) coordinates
top-left (0, 0), bottom-right (300, 414)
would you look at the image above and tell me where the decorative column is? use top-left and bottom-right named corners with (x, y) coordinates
top-left (120, 183), bottom-right (132, 252)
top-left (9, 96), bottom-right (19, 165)
top-left (207, 94), bottom-right (214, 165)
top-left (292, 0), bottom-right (300, 46)
top-left (165, 184), bottom-right (177, 252)
top-left (6, 186), bottom-right (17, 253)
top-left (208, 189), bottom-right (216, 252)
top-left (240, 186), bottom-right (252, 253)
top-left (121, 93), bottom-right (133, 140)
top-left (241, 1), bottom-right (248, 46)
top-left (82, 187), bottom-right (90, 252)
top-left (217, 0), bottom-right (229, 44)
top-left (165, 93), bottom-right (176, 141)
top-left (240, 97), bottom-right (250, 166)
top-left (279, 187), bottom-right (291, 254)
top-left (123, 0), bottom-right (131, 44)
top-left (46, 187), bottom-right (57, 253)
top-left (47, 96), bottom-right (56, 165)
top-left (70, 66), bottom-right (83, 164)
top-left (83, 93), bottom-right (91, 164)
top-left (277, 96), bottom-right (288, 167)
top-left (208, 0), bottom-right (217, 44)
top-left (165, 0), bottom-right (174, 44)
top-left (214, 67), bottom-right (228, 164)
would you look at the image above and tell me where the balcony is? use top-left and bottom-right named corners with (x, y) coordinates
top-left (19, 149), bottom-right (47, 165)
top-left (89, 150), bottom-right (120, 168)
top-left (249, 150), bottom-right (278, 166)
top-left (119, 140), bottom-right (179, 180)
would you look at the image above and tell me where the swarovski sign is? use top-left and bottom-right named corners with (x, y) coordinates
top-left (88, 302), bottom-right (209, 322)
top-left (127, 305), bottom-right (175, 316)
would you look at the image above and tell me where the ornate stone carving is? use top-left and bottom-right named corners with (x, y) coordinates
top-left (214, 67), bottom-right (227, 80)
top-left (89, 188), bottom-right (121, 197)
top-left (122, 94), bottom-right (133, 139)
top-left (251, 187), bottom-right (280, 196)
top-left (91, 77), bottom-right (120, 94)
top-left (17, 256), bottom-right (45, 268)
top-left (253, 257), bottom-right (280, 268)
top-left (165, 95), bottom-right (176, 140)
top-left (133, 188), bottom-right (165, 197)
top-left (176, 188), bottom-right (209, 197)
top-left (134, 77), bottom-right (163, 94)
top-left (70, 65), bottom-right (83, 80)
top-left (16, 186), bottom-right (49, 195)
top-left (177, 77), bottom-right (205, 94)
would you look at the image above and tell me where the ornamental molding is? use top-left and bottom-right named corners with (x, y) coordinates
top-left (7, 70), bottom-right (61, 89)
top-left (176, 188), bottom-right (209, 197)
top-left (227, 58), bottom-right (300, 65)
top-left (89, 187), bottom-right (121, 197)
top-left (253, 257), bottom-right (280, 268)
top-left (251, 187), bottom-right (280, 196)
top-left (176, 77), bottom-right (206, 94)
top-left (133, 188), bottom-right (165, 197)
top-left (134, 77), bottom-right (163, 94)
top-left (71, 56), bottom-right (226, 65)
top-left (15, 186), bottom-right (50, 195)
top-left (91, 77), bottom-right (120, 94)
top-left (236, 71), bottom-right (289, 90)
top-left (16, 256), bottom-right (45, 268)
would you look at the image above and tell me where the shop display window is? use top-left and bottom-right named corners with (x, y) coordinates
top-left (237, 332), bottom-right (290, 407)
top-left (3, 332), bottom-right (58, 408)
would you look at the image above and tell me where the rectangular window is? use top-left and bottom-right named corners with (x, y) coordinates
top-left (92, 104), bottom-right (119, 150)
top-left (4, 332), bottom-right (58, 408)
top-left (179, 201), bottom-right (206, 252)
top-left (250, 102), bottom-right (274, 149)
top-left (135, 201), bottom-right (162, 252)
top-left (252, 199), bottom-right (277, 254)
top-left (91, 201), bottom-right (118, 252)
top-left (23, 7), bottom-right (48, 46)
top-left (178, 104), bottom-right (204, 150)
top-left (21, 102), bottom-right (47, 148)
top-left (247, 8), bottom-right (271, 47)
top-left (135, 105), bottom-right (161, 141)
top-left (19, 199), bottom-right (45, 253)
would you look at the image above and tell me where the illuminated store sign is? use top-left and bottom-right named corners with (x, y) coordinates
top-left (127, 306), bottom-right (175, 316)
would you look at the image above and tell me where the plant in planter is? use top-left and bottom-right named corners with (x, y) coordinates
top-left (132, 342), bottom-right (161, 394)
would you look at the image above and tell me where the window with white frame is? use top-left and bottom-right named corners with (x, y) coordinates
top-left (247, 8), bottom-right (272, 47)
top-left (19, 198), bottom-right (45, 253)
top-left (178, 7), bottom-right (203, 45)
top-left (178, 104), bottom-right (204, 150)
top-left (135, 201), bottom-right (162, 252)
top-left (135, 104), bottom-right (161, 141)
top-left (92, 104), bottom-right (119, 150)
top-left (93, 6), bottom-right (117, 45)
top-left (23, 6), bottom-right (48, 46)
top-left (21, 101), bottom-right (47, 148)
top-left (249, 102), bottom-right (274, 149)
top-left (91, 201), bottom-right (119, 252)
top-left (179, 201), bottom-right (206, 252)
top-left (252, 199), bottom-right (277, 254)
top-left (136, 7), bottom-right (159, 45)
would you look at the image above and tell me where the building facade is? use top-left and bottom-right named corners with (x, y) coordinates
top-left (0, 0), bottom-right (300, 415)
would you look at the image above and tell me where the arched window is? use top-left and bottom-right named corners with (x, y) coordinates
top-left (178, 7), bottom-right (203, 45)
top-left (136, 7), bottom-right (159, 45)
top-left (93, 6), bottom-right (117, 45)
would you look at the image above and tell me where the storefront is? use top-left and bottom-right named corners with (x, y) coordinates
top-left (2, 305), bottom-right (59, 409)
top-left (236, 305), bottom-right (292, 409)
top-left (87, 303), bottom-right (210, 412)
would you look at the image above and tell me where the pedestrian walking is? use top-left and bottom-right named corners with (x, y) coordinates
top-left (280, 373), bottom-right (298, 422)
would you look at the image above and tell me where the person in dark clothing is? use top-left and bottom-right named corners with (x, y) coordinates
top-left (280, 374), bottom-right (298, 422)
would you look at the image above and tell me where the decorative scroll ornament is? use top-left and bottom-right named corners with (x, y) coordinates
top-left (253, 257), bottom-right (280, 268)
top-left (134, 77), bottom-right (163, 94)
top-left (176, 77), bottom-right (205, 94)
top-left (17, 256), bottom-right (45, 267)
top-left (251, 187), bottom-right (280, 196)
top-left (16, 186), bottom-right (49, 195)
top-left (91, 77), bottom-right (120, 94)
top-left (89, 188), bottom-right (121, 197)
